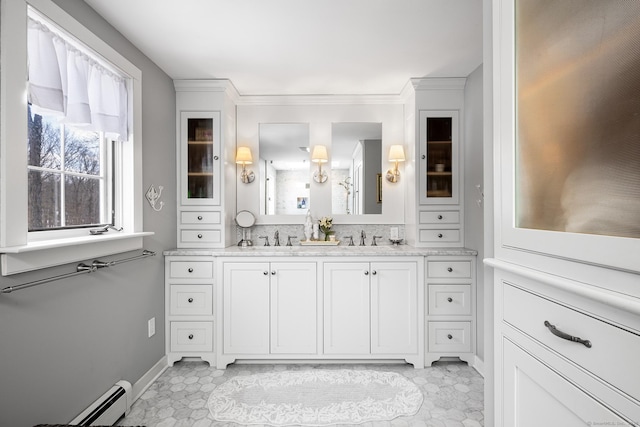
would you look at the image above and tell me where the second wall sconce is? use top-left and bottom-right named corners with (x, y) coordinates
top-left (311, 145), bottom-right (329, 183)
top-left (386, 144), bottom-right (405, 183)
top-left (236, 146), bottom-right (255, 184)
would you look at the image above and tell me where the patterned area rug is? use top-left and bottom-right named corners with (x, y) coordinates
top-left (207, 369), bottom-right (423, 426)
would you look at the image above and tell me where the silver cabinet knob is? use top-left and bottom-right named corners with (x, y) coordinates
top-left (437, 215), bottom-right (443, 220)
top-left (271, 271), bottom-right (276, 275)
top-left (447, 267), bottom-right (453, 272)
top-left (197, 234), bottom-right (203, 239)
top-left (447, 334), bottom-right (453, 340)
top-left (364, 271), bottom-right (369, 275)
top-left (188, 297), bottom-right (194, 303)
top-left (214, 156), bottom-right (219, 160)
top-left (263, 271), bottom-right (268, 275)
top-left (188, 268), bottom-right (194, 273)
top-left (372, 270), bottom-right (377, 275)
top-left (438, 233), bottom-right (443, 238)
top-left (197, 215), bottom-right (203, 220)
top-left (447, 297), bottom-right (453, 302)
top-left (188, 334), bottom-right (194, 340)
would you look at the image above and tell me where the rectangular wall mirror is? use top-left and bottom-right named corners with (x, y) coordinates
top-left (258, 123), bottom-right (310, 215)
top-left (331, 123), bottom-right (382, 215)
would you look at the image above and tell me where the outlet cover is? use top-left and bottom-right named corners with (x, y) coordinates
top-left (148, 317), bottom-right (155, 338)
top-left (390, 227), bottom-right (399, 240)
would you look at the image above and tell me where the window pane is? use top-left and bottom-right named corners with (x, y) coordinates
top-left (28, 109), bottom-right (61, 169)
top-left (64, 175), bottom-right (101, 226)
top-left (64, 126), bottom-right (101, 175)
top-left (28, 170), bottom-right (61, 230)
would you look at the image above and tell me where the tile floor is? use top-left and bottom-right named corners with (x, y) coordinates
top-left (116, 361), bottom-right (484, 427)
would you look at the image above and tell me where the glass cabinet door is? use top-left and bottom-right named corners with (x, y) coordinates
top-left (419, 111), bottom-right (459, 205)
top-left (181, 112), bottom-right (220, 205)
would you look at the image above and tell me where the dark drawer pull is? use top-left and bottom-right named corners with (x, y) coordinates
top-left (447, 334), bottom-right (453, 340)
top-left (188, 297), bottom-right (194, 303)
top-left (437, 215), bottom-right (443, 220)
top-left (438, 233), bottom-right (443, 238)
top-left (447, 297), bottom-right (453, 302)
top-left (197, 215), bottom-right (203, 221)
top-left (197, 234), bottom-right (203, 239)
top-left (188, 334), bottom-right (194, 340)
top-left (447, 267), bottom-right (453, 272)
top-left (544, 320), bottom-right (592, 348)
top-left (188, 268), bottom-right (194, 273)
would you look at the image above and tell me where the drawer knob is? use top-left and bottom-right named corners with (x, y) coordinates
top-left (447, 334), bottom-right (453, 340)
top-left (263, 271), bottom-right (269, 275)
top-left (364, 270), bottom-right (369, 276)
top-left (421, 154), bottom-right (426, 160)
top-left (188, 334), bottom-right (194, 340)
top-left (371, 270), bottom-right (377, 275)
top-left (438, 215), bottom-right (443, 220)
top-left (544, 320), bottom-right (592, 348)
top-left (447, 297), bottom-right (453, 303)
top-left (214, 156), bottom-right (219, 160)
top-left (197, 215), bottom-right (203, 221)
top-left (188, 297), bottom-right (193, 303)
top-left (188, 268), bottom-right (194, 273)
top-left (447, 267), bottom-right (453, 272)
top-left (438, 233), bottom-right (443, 238)
top-left (197, 234), bottom-right (203, 239)
top-left (271, 271), bottom-right (276, 275)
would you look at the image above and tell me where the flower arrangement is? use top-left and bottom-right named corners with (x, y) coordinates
top-left (318, 216), bottom-right (334, 240)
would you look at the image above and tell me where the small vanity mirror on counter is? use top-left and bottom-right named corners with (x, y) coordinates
top-left (331, 122), bottom-right (382, 215)
top-left (258, 123), bottom-right (310, 216)
top-left (236, 210), bottom-right (256, 247)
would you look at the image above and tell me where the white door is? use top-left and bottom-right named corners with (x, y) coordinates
top-left (370, 262), bottom-right (418, 354)
top-left (502, 339), bottom-right (627, 427)
top-left (270, 262), bottom-right (317, 354)
top-left (223, 262), bottom-right (270, 354)
top-left (323, 262), bottom-right (370, 354)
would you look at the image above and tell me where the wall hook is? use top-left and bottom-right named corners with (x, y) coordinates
top-left (145, 185), bottom-right (164, 212)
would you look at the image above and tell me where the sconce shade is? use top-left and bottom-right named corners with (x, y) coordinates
top-left (236, 146), bottom-right (253, 164)
top-left (311, 145), bottom-right (329, 163)
top-left (389, 145), bottom-right (406, 162)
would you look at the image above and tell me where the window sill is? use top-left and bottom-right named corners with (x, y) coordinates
top-left (0, 231), bottom-right (154, 275)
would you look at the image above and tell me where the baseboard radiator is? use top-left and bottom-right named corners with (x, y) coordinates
top-left (70, 380), bottom-right (133, 426)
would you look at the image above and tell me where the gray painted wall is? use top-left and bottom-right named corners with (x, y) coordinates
top-left (463, 64), bottom-right (484, 362)
top-left (0, 1), bottom-right (176, 425)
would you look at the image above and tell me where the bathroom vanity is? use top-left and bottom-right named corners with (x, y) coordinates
top-left (164, 246), bottom-right (477, 369)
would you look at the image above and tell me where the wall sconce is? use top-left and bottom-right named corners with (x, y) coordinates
top-left (236, 146), bottom-right (255, 184)
top-left (311, 145), bottom-right (329, 183)
top-left (386, 144), bottom-right (405, 183)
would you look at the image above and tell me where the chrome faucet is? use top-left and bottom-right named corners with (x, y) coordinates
top-left (346, 235), bottom-right (355, 246)
top-left (273, 230), bottom-right (280, 246)
top-left (258, 235), bottom-right (270, 246)
top-left (286, 235), bottom-right (297, 246)
top-left (359, 230), bottom-right (366, 246)
top-left (371, 235), bottom-right (383, 246)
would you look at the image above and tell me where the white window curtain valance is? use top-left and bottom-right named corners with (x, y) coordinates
top-left (27, 16), bottom-right (129, 139)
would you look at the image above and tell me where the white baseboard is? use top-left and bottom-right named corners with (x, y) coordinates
top-left (131, 356), bottom-right (169, 403)
top-left (472, 355), bottom-right (485, 377)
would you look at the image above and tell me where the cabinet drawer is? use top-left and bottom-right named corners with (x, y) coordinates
top-left (170, 261), bottom-right (213, 279)
top-left (180, 230), bottom-right (221, 244)
top-left (419, 211), bottom-right (460, 224)
top-left (428, 321), bottom-right (471, 353)
top-left (503, 284), bottom-right (640, 400)
top-left (428, 285), bottom-right (471, 315)
top-left (419, 229), bottom-right (461, 244)
top-left (170, 321), bottom-right (213, 352)
top-left (170, 285), bottom-right (213, 315)
top-left (428, 260), bottom-right (472, 278)
top-left (180, 211), bottom-right (221, 225)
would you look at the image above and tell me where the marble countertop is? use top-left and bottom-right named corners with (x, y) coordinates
top-left (163, 244), bottom-right (478, 257)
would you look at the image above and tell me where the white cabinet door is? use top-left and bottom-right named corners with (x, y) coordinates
top-left (502, 338), bottom-right (627, 427)
top-left (371, 262), bottom-right (418, 354)
top-left (323, 262), bottom-right (371, 354)
top-left (223, 262), bottom-right (270, 354)
top-left (270, 262), bottom-right (317, 354)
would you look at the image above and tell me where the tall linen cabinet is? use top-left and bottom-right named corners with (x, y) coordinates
top-left (165, 80), bottom-right (238, 366)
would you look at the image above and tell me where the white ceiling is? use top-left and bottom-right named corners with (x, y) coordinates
top-left (83, 0), bottom-right (483, 96)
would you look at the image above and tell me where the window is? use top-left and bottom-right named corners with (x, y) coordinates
top-left (0, 0), bottom-right (147, 275)
top-left (28, 108), bottom-right (113, 231)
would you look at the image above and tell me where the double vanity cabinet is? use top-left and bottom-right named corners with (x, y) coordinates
top-left (164, 247), bottom-right (477, 370)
